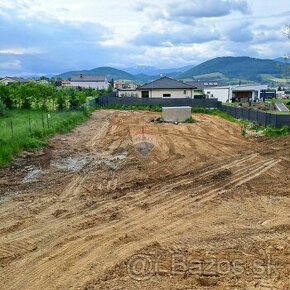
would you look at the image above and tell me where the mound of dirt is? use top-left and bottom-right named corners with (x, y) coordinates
top-left (0, 110), bottom-right (289, 290)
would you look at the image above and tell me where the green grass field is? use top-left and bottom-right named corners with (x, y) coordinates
top-left (0, 109), bottom-right (91, 167)
top-left (266, 99), bottom-right (290, 104)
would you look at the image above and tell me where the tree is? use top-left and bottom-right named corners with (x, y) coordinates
top-left (54, 89), bottom-right (68, 110)
top-left (68, 90), bottom-right (87, 109)
top-left (283, 25), bottom-right (290, 84)
top-left (0, 85), bottom-right (13, 109)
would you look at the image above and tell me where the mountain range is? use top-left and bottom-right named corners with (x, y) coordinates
top-left (119, 65), bottom-right (194, 76)
top-left (57, 56), bottom-right (290, 85)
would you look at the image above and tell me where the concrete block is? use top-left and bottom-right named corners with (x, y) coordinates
top-left (162, 106), bottom-right (192, 122)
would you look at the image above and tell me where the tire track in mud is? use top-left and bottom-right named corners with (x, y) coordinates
top-left (0, 111), bottom-right (287, 290)
top-left (2, 154), bottom-right (281, 290)
top-left (6, 153), bottom-right (260, 248)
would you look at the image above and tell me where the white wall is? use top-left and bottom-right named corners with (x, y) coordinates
top-left (205, 88), bottom-right (231, 103)
top-left (145, 89), bottom-right (194, 99)
top-left (118, 90), bottom-right (141, 98)
top-left (0, 79), bottom-right (18, 86)
top-left (70, 81), bottom-right (109, 90)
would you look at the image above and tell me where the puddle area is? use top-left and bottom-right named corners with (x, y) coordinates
top-left (22, 167), bottom-right (42, 183)
top-left (52, 156), bottom-right (94, 172)
top-left (52, 152), bottom-right (129, 172)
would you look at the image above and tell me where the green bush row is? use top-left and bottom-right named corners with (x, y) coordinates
top-left (0, 109), bottom-right (91, 167)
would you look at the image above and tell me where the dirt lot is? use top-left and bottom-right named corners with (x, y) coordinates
top-left (0, 110), bottom-right (289, 290)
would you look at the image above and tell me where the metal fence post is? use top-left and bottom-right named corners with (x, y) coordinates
top-left (10, 121), bottom-right (14, 139)
top-left (47, 114), bottom-right (50, 129)
top-left (42, 113), bottom-right (45, 130)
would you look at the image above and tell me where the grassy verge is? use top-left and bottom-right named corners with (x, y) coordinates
top-left (190, 108), bottom-right (239, 123)
top-left (0, 109), bottom-right (91, 167)
top-left (263, 126), bottom-right (290, 137)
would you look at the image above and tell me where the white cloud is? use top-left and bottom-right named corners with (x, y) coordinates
top-left (0, 48), bottom-right (42, 55)
top-left (165, 0), bottom-right (250, 22)
top-left (0, 0), bottom-right (289, 74)
top-left (0, 60), bottom-right (22, 70)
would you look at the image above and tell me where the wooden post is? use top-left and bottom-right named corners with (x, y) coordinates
top-left (42, 113), bottom-right (45, 130)
top-left (29, 116), bottom-right (32, 134)
top-left (47, 114), bottom-right (50, 129)
top-left (10, 121), bottom-right (13, 138)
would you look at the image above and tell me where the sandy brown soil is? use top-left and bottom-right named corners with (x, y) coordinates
top-left (0, 110), bottom-right (289, 290)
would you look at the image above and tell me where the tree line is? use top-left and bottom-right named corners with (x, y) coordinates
top-left (0, 82), bottom-right (108, 115)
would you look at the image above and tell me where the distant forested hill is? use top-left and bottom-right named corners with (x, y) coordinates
top-left (56, 57), bottom-right (290, 85)
top-left (179, 56), bottom-right (289, 83)
top-left (57, 67), bottom-right (135, 81)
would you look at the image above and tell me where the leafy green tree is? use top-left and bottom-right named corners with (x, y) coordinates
top-left (55, 89), bottom-right (68, 110)
top-left (0, 100), bottom-right (6, 116)
top-left (17, 83), bottom-right (38, 109)
top-left (107, 84), bottom-right (113, 93)
top-left (283, 25), bottom-right (290, 84)
top-left (0, 85), bottom-right (13, 109)
top-left (69, 91), bottom-right (87, 109)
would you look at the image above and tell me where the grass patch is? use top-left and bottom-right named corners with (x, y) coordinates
top-left (263, 126), bottom-right (290, 137)
top-left (0, 109), bottom-right (92, 167)
top-left (267, 99), bottom-right (290, 104)
top-left (190, 108), bottom-right (238, 123)
top-left (184, 117), bottom-right (197, 124)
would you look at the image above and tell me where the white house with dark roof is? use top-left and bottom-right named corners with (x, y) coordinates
top-left (0, 77), bottom-right (25, 86)
top-left (117, 76), bottom-right (197, 98)
top-left (205, 84), bottom-right (268, 103)
top-left (69, 74), bottom-right (109, 90)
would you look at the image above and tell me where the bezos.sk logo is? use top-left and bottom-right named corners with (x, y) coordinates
top-left (132, 127), bottom-right (156, 156)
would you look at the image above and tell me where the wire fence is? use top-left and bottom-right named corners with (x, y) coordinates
top-left (0, 110), bottom-right (88, 141)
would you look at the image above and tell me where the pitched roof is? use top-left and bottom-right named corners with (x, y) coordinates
top-left (0, 76), bottom-right (25, 82)
top-left (139, 76), bottom-right (197, 90)
top-left (71, 74), bottom-right (107, 82)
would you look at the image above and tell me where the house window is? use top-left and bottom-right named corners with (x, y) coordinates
top-left (163, 94), bottom-right (171, 98)
top-left (141, 91), bottom-right (149, 98)
top-left (183, 90), bottom-right (187, 94)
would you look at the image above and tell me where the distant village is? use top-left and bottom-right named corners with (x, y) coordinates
top-left (1, 73), bottom-right (289, 109)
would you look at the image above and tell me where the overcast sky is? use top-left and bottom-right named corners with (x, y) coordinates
top-left (0, 0), bottom-right (289, 76)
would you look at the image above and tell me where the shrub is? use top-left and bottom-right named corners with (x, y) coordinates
top-left (0, 100), bottom-right (6, 116)
top-left (184, 117), bottom-right (196, 123)
top-left (264, 126), bottom-right (290, 137)
top-left (0, 109), bottom-right (92, 167)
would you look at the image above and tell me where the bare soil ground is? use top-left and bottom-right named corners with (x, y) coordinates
top-left (0, 110), bottom-right (289, 290)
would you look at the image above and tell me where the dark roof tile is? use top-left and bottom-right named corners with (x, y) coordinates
top-left (139, 76), bottom-right (197, 90)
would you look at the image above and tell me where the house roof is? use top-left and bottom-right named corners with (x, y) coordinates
top-left (71, 74), bottom-right (107, 82)
top-left (0, 76), bottom-right (25, 82)
top-left (185, 81), bottom-right (219, 90)
top-left (139, 76), bottom-right (197, 90)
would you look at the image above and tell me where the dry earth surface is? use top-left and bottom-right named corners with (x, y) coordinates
top-left (0, 110), bottom-right (289, 290)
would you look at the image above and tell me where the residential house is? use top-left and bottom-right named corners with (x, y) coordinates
top-left (114, 80), bottom-right (138, 90)
top-left (185, 80), bottom-right (219, 98)
top-left (119, 76), bottom-right (197, 99)
top-left (36, 79), bottom-right (50, 85)
top-left (185, 80), bottom-right (219, 90)
top-left (0, 76), bottom-right (24, 85)
top-left (61, 80), bottom-right (71, 87)
top-left (205, 84), bottom-right (268, 103)
top-left (69, 74), bottom-right (109, 90)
